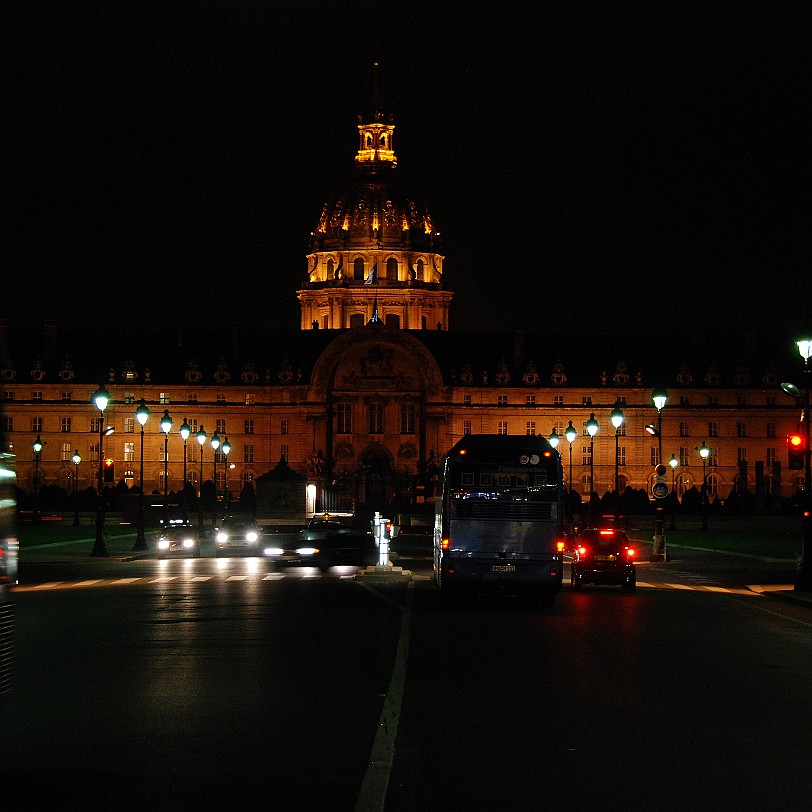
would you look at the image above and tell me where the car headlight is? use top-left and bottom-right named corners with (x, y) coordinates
top-left (216, 531), bottom-right (228, 543)
top-left (296, 546), bottom-right (319, 556)
top-left (246, 531), bottom-right (258, 543)
top-left (264, 547), bottom-right (285, 556)
top-left (157, 538), bottom-right (169, 550)
top-left (182, 538), bottom-right (195, 549)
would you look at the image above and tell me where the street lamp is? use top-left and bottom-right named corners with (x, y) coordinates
top-left (91, 384), bottom-right (111, 557)
top-left (221, 437), bottom-right (231, 511)
top-left (179, 418), bottom-right (191, 521)
top-left (652, 387), bottom-right (668, 467)
top-left (548, 428), bottom-right (560, 450)
top-left (133, 398), bottom-right (150, 551)
top-left (72, 450), bottom-right (81, 527)
top-left (160, 409), bottom-right (173, 527)
top-left (210, 431), bottom-right (221, 527)
top-left (196, 426), bottom-right (207, 530)
top-left (565, 421), bottom-right (577, 494)
top-left (32, 434), bottom-right (44, 522)
top-left (586, 412), bottom-right (599, 517)
top-left (669, 453), bottom-right (679, 530)
top-left (610, 405), bottom-right (624, 498)
top-left (788, 337), bottom-right (812, 589)
top-left (698, 440), bottom-right (710, 530)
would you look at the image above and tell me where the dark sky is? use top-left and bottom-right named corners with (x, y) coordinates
top-left (6, 2), bottom-right (811, 337)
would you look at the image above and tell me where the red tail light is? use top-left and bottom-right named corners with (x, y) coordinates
top-left (441, 538), bottom-right (450, 551)
top-left (556, 539), bottom-right (565, 552)
top-left (626, 547), bottom-right (635, 558)
top-left (577, 546), bottom-right (586, 556)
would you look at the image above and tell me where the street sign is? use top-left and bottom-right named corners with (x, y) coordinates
top-left (652, 481), bottom-right (669, 499)
top-left (654, 474), bottom-right (668, 484)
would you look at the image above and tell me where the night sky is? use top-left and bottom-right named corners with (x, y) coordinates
top-left (6, 2), bottom-right (811, 338)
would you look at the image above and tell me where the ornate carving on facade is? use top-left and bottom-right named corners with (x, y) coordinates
top-left (733, 362), bottom-right (751, 386)
top-left (31, 359), bottom-right (45, 382)
top-left (704, 363), bottom-right (721, 386)
top-left (459, 363), bottom-right (473, 385)
top-left (522, 360), bottom-right (539, 386)
top-left (636, 371), bottom-right (643, 386)
top-left (550, 360), bottom-right (567, 386)
top-left (398, 442), bottom-right (417, 461)
top-left (241, 361), bottom-right (259, 384)
top-left (278, 359), bottom-right (294, 384)
top-left (496, 359), bottom-right (511, 385)
top-left (214, 358), bottom-right (231, 384)
top-left (762, 367), bottom-right (778, 385)
top-left (121, 358), bottom-right (138, 382)
top-left (360, 345), bottom-right (394, 377)
top-left (677, 363), bottom-right (693, 385)
top-left (1, 359), bottom-right (15, 381)
top-left (58, 356), bottom-right (75, 382)
top-left (334, 441), bottom-right (354, 461)
top-left (185, 360), bottom-right (203, 384)
top-left (613, 361), bottom-right (630, 385)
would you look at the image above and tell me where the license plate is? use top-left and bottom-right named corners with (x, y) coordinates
top-left (596, 555), bottom-right (616, 561)
top-left (491, 564), bottom-right (516, 572)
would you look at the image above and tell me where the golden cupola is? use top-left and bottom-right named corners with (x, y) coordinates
top-left (298, 63), bottom-right (452, 331)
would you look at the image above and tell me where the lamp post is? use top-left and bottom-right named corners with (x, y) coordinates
top-left (32, 434), bottom-right (44, 522)
top-left (72, 450), bottom-right (81, 527)
top-left (210, 431), bottom-right (221, 527)
top-left (792, 338), bottom-right (812, 589)
top-left (565, 421), bottom-right (577, 492)
top-left (91, 384), bottom-right (111, 557)
top-left (610, 405), bottom-right (624, 501)
top-left (179, 419), bottom-right (191, 521)
top-left (133, 398), bottom-right (150, 551)
top-left (699, 440), bottom-right (710, 530)
top-left (652, 388), bottom-right (667, 467)
top-left (669, 454), bottom-right (679, 530)
top-left (548, 428), bottom-right (559, 451)
top-left (586, 412), bottom-right (599, 519)
top-left (160, 409), bottom-right (173, 528)
top-left (196, 426), bottom-right (207, 530)
top-left (221, 437), bottom-right (231, 511)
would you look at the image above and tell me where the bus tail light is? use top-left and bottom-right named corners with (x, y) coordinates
top-left (441, 538), bottom-right (450, 551)
top-left (556, 539), bottom-right (565, 553)
top-left (626, 547), bottom-right (635, 559)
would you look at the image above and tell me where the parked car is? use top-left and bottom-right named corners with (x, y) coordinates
top-left (281, 515), bottom-right (376, 570)
top-left (156, 521), bottom-right (202, 559)
top-left (570, 527), bottom-right (637, 592)
top-left (215, 515), bottom-right (263, 557)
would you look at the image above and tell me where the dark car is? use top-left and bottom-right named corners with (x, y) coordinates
top-left (295, 516), bottom-right (376, 570)
top-left (215, 515), bottom-right (263, 557)
top-left (570, 527), bottom-right (637, 592)
top-left (156, 521), bottom-right (202, 559)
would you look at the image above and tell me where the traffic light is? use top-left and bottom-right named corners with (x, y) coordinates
top-left (788, 434), bottom-right (805, 470)
top-left (103, 458), bottom-right (115, 482)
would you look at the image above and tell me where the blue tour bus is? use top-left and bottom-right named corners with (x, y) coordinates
top-left (433, 434), bottom-right (566, 605)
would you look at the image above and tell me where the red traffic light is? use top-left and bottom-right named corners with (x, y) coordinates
top-left (103, 458), bottom-right (115, 482)
top-left (788, 434), bottom-right (805, 471)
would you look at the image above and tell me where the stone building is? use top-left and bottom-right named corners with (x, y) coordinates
top-left (0, 91), bottom-right (808, 517)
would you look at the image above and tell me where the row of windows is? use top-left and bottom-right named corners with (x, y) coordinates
top-left (6, 390), bottom-right (780, 409)
top-left (32, 441), bottom-right (264, 465)
top-left (3, 390), bottom-right (260, 406)
top-left (458, 394), bottom-right (776, 407)
top-left (463, 418), bottom-right (783, 442)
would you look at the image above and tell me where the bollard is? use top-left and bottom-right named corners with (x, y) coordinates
top-left (650, 508), bottom-right (667, 562)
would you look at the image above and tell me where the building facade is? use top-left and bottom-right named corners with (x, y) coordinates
top-left (1, 94), bottom-right (808, 515)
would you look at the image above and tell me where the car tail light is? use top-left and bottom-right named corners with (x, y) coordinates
top-left (599, 529), bottom-right (614, 536)
top-left (626, 547), bottom-right (635, 558)
top-left (556, 539), bottom-right (565, 553)
top-left (441, 537), bottom-right (450, 551)
top-left (577, 545), bottom-right (586, 556)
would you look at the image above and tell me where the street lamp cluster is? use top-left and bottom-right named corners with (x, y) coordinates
top-left (83, 388), bottom-right (231, 556)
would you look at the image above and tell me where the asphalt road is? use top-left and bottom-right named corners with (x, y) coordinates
top-left (3, 538), bottom-right (811, 810)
